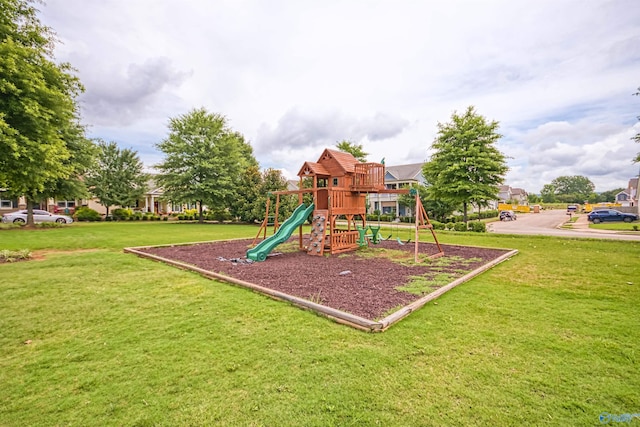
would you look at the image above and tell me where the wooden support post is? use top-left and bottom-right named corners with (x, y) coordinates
top-left (252, 198), bottom-right (271, 247)
top-left (414, 193), bottom-right (444, 262)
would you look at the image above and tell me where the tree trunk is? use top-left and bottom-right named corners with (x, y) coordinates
top-left (198, 200), bottom-right (204, 223)
top-left (463, 201), bottom-right (468, 223)
top-left (26, 199), bottom-right (35, 228)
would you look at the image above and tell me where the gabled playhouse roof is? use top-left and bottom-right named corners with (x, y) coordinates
top-left (297, 148), bottom-right (360, 177)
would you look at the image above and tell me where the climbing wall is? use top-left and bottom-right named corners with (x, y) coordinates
top-left (307, 210), bottom-right (328, 256)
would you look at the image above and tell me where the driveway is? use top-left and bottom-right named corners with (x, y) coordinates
top-left (488, 209), bottom-right (640, 241)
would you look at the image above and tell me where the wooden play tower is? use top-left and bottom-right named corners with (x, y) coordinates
top-left (253, 148), bottom-right (442, 259)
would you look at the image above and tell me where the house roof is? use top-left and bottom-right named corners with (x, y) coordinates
top-left (144, 176), bottom-right (163, 195)
top-left (384, 163), bottom-right (424, 181)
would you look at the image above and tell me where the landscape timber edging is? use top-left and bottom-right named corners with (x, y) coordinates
top-left (378, 248), bottom-right (519, 330)
top-left (124, 243), bottom-right (518, 332)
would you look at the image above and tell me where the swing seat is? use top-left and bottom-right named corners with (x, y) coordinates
top-left (368, 225), bottom-right (381, 244)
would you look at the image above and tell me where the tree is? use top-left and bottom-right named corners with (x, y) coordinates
top-left (336, 140), bottom-right (368, 162)
top-left (0, 0), bottom-right (89, 226)
top-left (422, 106), bottom-right (508, 223)
top-left (540, 184), bottom-right (557, 203)
top-left (155, 108), bottom-right (257, 222)
top-left (546, 175), bottom-right (595, 203)
top-left (229, 164), bottom-right (262, 222)
top-left (84, 140), bottom-right (148, 217)
top-left (634, 87), bottom-right (640, 163)
top-left (597, 188), bottom-right (625, 203)
top-left (397, 183), bottom-right (458, 222)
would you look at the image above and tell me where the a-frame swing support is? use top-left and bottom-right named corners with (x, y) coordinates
top-left (414, 192), bottom-right (445, 262)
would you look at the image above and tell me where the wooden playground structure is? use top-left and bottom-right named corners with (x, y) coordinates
top-left (252, 148), bottom-right (443, 261)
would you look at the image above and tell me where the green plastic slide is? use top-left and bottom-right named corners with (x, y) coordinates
top-left (246, 203), bottom-right (315, 262)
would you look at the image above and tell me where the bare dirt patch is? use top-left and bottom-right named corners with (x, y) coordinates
top-left (136, 238), bottom-right (513, 321)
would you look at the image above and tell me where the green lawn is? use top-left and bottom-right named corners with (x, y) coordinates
top-left (1, 222), bottom-right (639, 426)
top-left (589, 221), bottom-right (640, 232)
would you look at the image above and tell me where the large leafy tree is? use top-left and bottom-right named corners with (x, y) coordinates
top-left (422, 106), bottom-right (508, 222)
top-left (540, 184), bottom-right (557, 203)
top-left (84, 140), bottom-right (148, 217)
top-left (545, 175), bottom-right (595, 203)
top-left (0, 0), bottom-right (89, 225)
top-left (155, 108), bottom-right (257, 222)
top-left (336, 140), bottom-right (368, 162)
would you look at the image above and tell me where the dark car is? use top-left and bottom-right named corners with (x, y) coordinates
top-left (587, 209), bottom-right (638, 224)
top-left (499, 210), bottom-right (517, 221)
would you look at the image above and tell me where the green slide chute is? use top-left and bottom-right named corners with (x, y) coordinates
top-left (246, 203), bottom-right (314, 262)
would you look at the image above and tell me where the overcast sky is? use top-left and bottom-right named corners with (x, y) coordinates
top-left (38, 0), bottom-right (640, 193)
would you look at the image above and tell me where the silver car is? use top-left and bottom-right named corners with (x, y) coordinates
top-left (1, 209), bottom-right (74, 224)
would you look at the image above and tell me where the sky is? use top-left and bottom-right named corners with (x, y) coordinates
top-left (37, 0), bottom-right (640, 194)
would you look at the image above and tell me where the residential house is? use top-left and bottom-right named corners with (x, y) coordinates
top-left (616, 177), bottom-right (638, 207)
top-left (498, 185), bottom-right (528, 203)
top-left (370, 163), bottom-right (425, 217)
top-left (0, 177), bottom-right (179, 217)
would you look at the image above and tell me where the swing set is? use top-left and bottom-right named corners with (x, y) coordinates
top-left (356, 189), bottom-right (444, 261)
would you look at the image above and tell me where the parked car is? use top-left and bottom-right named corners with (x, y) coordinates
top-left (499, 210), bottom-right (517, 221)
top-left (1, 209), bottom-right (74, 224)
top-left (587, 209), bottom-right (638, 224)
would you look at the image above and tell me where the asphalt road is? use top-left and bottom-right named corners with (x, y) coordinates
top-left (488, 209), bottom-right (640, 241)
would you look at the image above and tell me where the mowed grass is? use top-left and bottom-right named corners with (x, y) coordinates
top-left (589, 221), bottom-right (640, 232)
top-left (1, 223), bottom-right (639, 426)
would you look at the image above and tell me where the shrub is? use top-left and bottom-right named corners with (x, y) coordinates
top-left (213, 210), bottom-right (232, 221)
top-left (74, 206), bottom-right (102, 222)
top-left (453, 222), bottom-right (468, 232)
top-left (445, 222), bottom-right (455, 230)
top-left (163, 216), bottom-right (168, 221)
top-left (112, 208), bottom-right (132, 221)
top-left (468, 221), bottom-right (487, 233)
top-left (430, 220), bottom-right (445, 230)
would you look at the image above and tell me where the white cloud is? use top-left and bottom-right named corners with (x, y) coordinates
top-left (36, 0), bottom-right (640, 193)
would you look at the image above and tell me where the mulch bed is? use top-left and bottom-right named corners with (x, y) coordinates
top-left (135, 238), bottom-right (512, 321)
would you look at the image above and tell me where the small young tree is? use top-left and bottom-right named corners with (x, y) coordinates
top-left (84, 140), bottom-right (148, 217)
top-left (423, 106), bottom-right (508, 223)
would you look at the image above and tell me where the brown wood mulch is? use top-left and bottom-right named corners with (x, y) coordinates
top-left (136, 238), bottom-right (512, 321)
